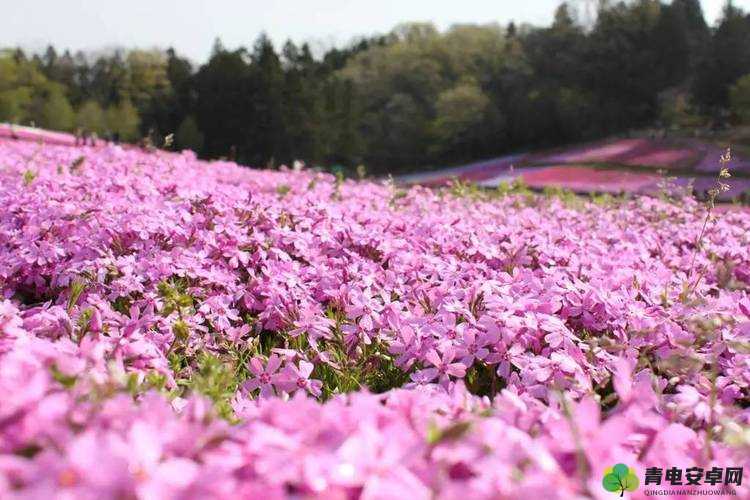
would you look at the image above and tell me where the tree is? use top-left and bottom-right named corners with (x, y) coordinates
top-left (248, 33), bottom-right (285, 166)
top-left (36, 83), bottom-right (75, 131)
top-left (581, 0), bottom-right (664, 130)
top-left (0, 51), bottom-right (75, 130)
top-left (193, 46), bottom-right (254, 161)
top-left (0, 0), bottom-right (742, 173)
top-left (106, 98), bottom-right (140, 140)
top-left (76, 100), bottom-right (106, 133)
top-left (281, 41), bottom-right (322, 163)
top-left (652, 2), bottom-right (691, 87)
top-left (175, 115), bottom-right (204, 152)
top-left (164, 48), bottom-right (194, 133)
top-left (672, 0), bottom-right (709, 70)
top-left (729, 73), bottom-right (750, 123)
top-left (126, 49), bottom-right (171, 136)
top-left (0, 52), bottom-right (36, 123)
top-left (431, 79), bottom-right (492, 159)
top-left (693, 2), bottom-right (750, 109)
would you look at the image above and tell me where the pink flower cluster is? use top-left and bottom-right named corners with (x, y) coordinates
top-left (1, 138), bottom-right (749, 498)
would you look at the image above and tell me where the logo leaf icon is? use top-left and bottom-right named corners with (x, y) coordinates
top-left (602, 463), bottom-right (638, 496)
top-left (603, 473), bottom-right (622, 492)
top-left (623, 471), bottom-right (639, 492)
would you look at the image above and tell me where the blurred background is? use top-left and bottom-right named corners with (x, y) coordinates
top-left (3, 0), bottom-right (750, 199)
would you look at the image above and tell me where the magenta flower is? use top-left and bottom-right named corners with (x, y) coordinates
top-left (289, 306), bottom-right (334, 348)
top-left (198, 294), bottom-right (240, 331)
top-left (411, 348), bottom-right (466, 386)
top-left (243, 354), bottom-right (284, 398)
top-left (455, 328), bottom-right (493, 366)
top-left (347, 288), bottom-right (383, 331)
top-left (277, 360), bottom-right (322, 397)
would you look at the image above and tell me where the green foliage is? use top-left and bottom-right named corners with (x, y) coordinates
top-left (730, 74), bottom-right (750, 124)
top-left (464, 363), bottom-right (504, 398)
top-left (76, 100), bottom-right (106, 133)
top-left (75, 308), bottom-right (94, 344)
top-left (426, 420), bottom-right (473, 445)
top-left (0, 51), bottom-right (76, 130)
top-left (495, 178), bottom-right (531, 198)
top-left (37, 84), bottom-right (75, 130)
top-left (66, 279), bottom-right (87, 313)
top-left (183, 353), bottom-right (239, 421)
top-left (105, 98), bottom-right (140, 141)
top-left (50, 365), bottom-right (77, 388)
top-left (22, 169), bottom-right (36, 186)
top-left (157, 279), bottom-right (194, 314)
top-left (175, 115), bottom-right (204, 151)
top-left (275, 184), bottom-right (291, 197)
top-left (693, 3), bottom-right (750, 109)
top-left (431, 79), bottom-right (492, 156)
top-left (659, 90), bottom-right (703, 128)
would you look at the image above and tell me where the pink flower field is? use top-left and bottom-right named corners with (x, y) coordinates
top-left (1, 138), bottom-right (750, 499)
top-left (519, 166), bottom-right (662, 194)
top-left (0, 124), bottom-right (78, 147)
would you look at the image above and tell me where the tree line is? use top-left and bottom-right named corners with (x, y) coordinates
top-left (3, 0), bottom-right (750, 174)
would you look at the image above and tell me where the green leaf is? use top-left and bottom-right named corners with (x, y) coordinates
top-left (612, 464), bottom-right (629, 477)
top-left (602, 473), bottom-right (622, 492)
top-left (426, 421), bottom-right (472, 445)
top-left (623, 472), bottom-right (639, 492)
top-left (50, 365), bottom-right (77, 388)
top-left (67, 279), bottom-right (87, 313)
top-left (23, 169), bottom-right (36, 186)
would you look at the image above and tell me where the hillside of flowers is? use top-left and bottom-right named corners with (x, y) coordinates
top-left (1, 138), bottom-right (750, 499)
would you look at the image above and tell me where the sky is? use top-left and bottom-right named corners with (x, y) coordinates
top-left (3, 0), bottom-right (749, 63)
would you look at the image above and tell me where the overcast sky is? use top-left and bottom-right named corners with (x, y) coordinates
top-left (3, 0), bottom-right (748, 63)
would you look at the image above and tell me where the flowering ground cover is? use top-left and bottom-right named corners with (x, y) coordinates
top-left (398, 153), bottom-right (527, 187)
top-left (0, 124), bottom-right (78, 147)
top-left (517, 166), bottom-right (662, 194)
top-left (531, 138), bottom-right (649, 165)
top-left (1, 138), bottom-right (750, 499)
top-left (693, 145), bottom-right (750, 175)
top-left (619, 147), bottom-right (700, 170)
top-left (402, 138), bottom-right (750, 198)
top-left (668, 176), bottom-right (750, 203)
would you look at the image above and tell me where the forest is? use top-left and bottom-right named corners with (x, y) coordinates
top-left (3, 0), bottom-right (750, 174)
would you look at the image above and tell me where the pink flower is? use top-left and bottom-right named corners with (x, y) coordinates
top-left (456, 328), bottom-right (493, 366)
top-left (198, 294), bottom-right (240, 331)
top-left (243, 354), bottom-right (284, 398)
top-left (347, 288), bottom-right (383, 331)
top-left (411, 348), bottom-right (466, 386)
top-left (276, 360), bottom-right (322, 397)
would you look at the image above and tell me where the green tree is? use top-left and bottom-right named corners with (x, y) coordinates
top-left (653, 2), bottom-right (691, 87)
top-left (76, 100), bottom-right (106, 133)
top-left (36, 83), bottom-right (75, 130)
top-left (0, 50), bottom-right (75, 130)
top-left (693, 2), bottom-right (750, 109)
top-left (431, 79), bottom-right (492, 158)
top-left (281, 41), bottom-right (323, 163)
top-left (672, 0), bottom-right (709, 70)
top-left (729, 73), bottom-right (750, 123)
top-left (582, 0), bottom-right (665, 130)
top-left (175, 115), bottom-right (204, 152)
top-left (248, 33), bottom-right (285, 166)
top-left (193, 44), bottom-right (255, 160)
top-left (106, 98), bottom-right (140, 140)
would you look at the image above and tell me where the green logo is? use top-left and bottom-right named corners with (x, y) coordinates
top-left (602, 463), bottom-right (639, 497)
